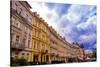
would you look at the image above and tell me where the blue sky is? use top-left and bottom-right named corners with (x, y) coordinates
top-left (28, 2), bottom-right (97, 53)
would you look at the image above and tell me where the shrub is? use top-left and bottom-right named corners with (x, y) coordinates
top-left (11, 57), bottom-right (29, 66)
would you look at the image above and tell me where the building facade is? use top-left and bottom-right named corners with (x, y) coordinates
top-left (11, 1), bottom-right (33, 62)
top-left (10, 1), bottom-right (85, 65)
top-left (48, 26), bottom-right (71, 63)
top-left (68, 43), bottom-right (85, 62)
top-left (32, 12), bottom-right (85, 64)
top-left (32, 12), bottom-right (50, 64)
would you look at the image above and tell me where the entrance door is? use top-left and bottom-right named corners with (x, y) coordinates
top-left (46, 55), bottom-right (49, 63)
top-left (33, 55), bottom-right (38, 64)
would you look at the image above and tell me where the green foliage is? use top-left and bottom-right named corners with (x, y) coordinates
top-left (11, 57), bottom-right (29, 66)
top-left (92, 50), bottom-right (96, 58)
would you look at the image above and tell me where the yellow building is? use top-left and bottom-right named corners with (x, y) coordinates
top-left (32, 12), bottom-right (50, 64)
top-left (31, 12), bottom-right (85, 64)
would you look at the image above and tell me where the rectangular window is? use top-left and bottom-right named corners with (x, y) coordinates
top-left (29, 34), bottom-right (31, 39)
top-left (19, 8), bottom-right (22, 14)
top-left (26, 14), bottom-right (29, 22)
top-left (16, 20), bottom-right (20, 28)
top-left (22, 53), bottom-right (25, 55)
top-left (29, 17), bottom-right (32, 23)
top-left (33, 28), bottom-right (35, 36)
top-left (15, 3), bottom-right (18, 7)
top-left (23, 38), bottom-right (26, 47)
top-left (34, 41), bottom-right (36, 49)
top-left (33, 40), bottom-right (34, 48)
top-left (16, 35), bottom-right (19, 43)
top-left (26, 14), bottom-right (28, 17)
top-left (35, 41), bottom-right (37, 49)
top-left (11, 33), bottom-right (14, 43)
top-left (28, 40), bottom-right (30, 48)
top-left (12, 17), bottom-right (15, 23)
top-left (36, 30), bottom-right (37, 37)
top-left (11, 17), bottom-right (16, 26)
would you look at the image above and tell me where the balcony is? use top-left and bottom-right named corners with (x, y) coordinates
top-left (11, 8), bottom-right (32, 28)
top-left (41, 49), bottom-right (48, 54)
top-left (11, 42), bottom-right (25, 50)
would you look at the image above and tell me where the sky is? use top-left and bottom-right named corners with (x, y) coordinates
top-left (28, 1), bottom-right (97, 53)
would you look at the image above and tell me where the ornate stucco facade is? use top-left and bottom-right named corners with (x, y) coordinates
top-left (11, 1), bottom-right (85, 65)
top-left (32, 12), bottom-right (85, 64)
top-left (11, 1), bottom-right (33, 62)
top-left (32, 12), bottom-right (50, 64)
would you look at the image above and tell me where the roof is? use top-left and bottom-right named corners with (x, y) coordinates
top-left (24, 1), bottom-right (32, 8)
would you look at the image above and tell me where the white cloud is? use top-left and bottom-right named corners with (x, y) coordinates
top-left (93, 43), bottom-right (96, 48)
top-left (28, 1), bottom-right (96, 46)
top-left (66, 12), bottom-right (81, 24)
top-left (79, 33), bottom-right (96, 43)
top-left (85, 49), bottom-right (92, 54)
top-left (55, 5), bottom-right (96, 42)
top-left (77, 15), bottom-right (96, 30)
top-left (28, 1), bottom-right (59, 31)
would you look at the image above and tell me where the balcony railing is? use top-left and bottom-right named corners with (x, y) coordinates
top-left (11, 42), bottom-right (25, 50)
top-left (41, 49), bottom-right (48, 54)
top-left (11, 8), bottom-right (32, 27)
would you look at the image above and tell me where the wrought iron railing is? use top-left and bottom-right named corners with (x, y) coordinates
top-left (11, 42), bottom-right (25, 50)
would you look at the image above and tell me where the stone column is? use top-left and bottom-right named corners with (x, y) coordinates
top-left (38, 53), bottom-right (41, 64)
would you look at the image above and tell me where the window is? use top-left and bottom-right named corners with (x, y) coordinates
top-left (42, 34), bottom-right (44, 40)
top-left (26, 14), bottom-right (28, 17)
top-left (38, 31), bottom-right (40, 37)
top-left (24, 26), bottom-right (27, 31)
top-left (27, 53), bottom-right (29, 60)
top-left (16, 20), bottom-right (20, 28)
top-left (37, 42), bottom-right (39, 49)
top-left (11, 17), bottom-right (16, 26)
top-left (33, 28), bottom-right (35, 36)
top-left (34, 41), bottom-right (36, 49)
top-left (27, 53), bottom-right (29, 55)
top-left (37, 31), bottom-right (39, 37)
top-left (28, 40), bottom-right (30, 48)
top-left (16, 35), bottom-right (19, 43)
top-left (22, 53), bottom-right (25, 55)
top-left (17, 7), bottom-right (21, 14)
top-left (29, 17), bottom-right (32, 22)
top-left (37, 21), bottom-right (39, 27)
top-left (24, 32), bottom-right (27, 38)
top-left (29, 34), bottom-right (31, 39)
top-left (23, 38), bottom-right (26, 47)
top-left (19, 8), bottom-right (22, 14)
top-left (36, 30), bottom-right (37, 37)
top-left (19, 8), bottom-right (23, 14)
top-left (16, 22), bottom-right (18, 26)
top-left (11, 33), bottom-right (14, 44)
top-left (26, 14), bottom-right (29, 21)
top-left (12, 17), bottom-right (15, 22)
top-left (22, 53), bottom-right (25, 58)
top-left (15, 3), bottom-right (18, 7)
top-left (35, 41), bottom-right (37, 49)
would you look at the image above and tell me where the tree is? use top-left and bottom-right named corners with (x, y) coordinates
top-left (16, 58), bottom-right (29, 66)
top-left (92, 50), bottom-right (96, 58)
top-left (11, 57), bottom-right (29, 66)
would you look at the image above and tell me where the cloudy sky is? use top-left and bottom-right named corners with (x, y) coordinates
top-left (28, 1), bottom-right (97, 53)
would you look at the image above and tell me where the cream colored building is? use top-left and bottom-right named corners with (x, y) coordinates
top-left (68, 43), bottom-right (85, 61)
top-left (11, 1), bottom-right (33, 62)
top-left (48, 26), bottom-right (73, 63)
